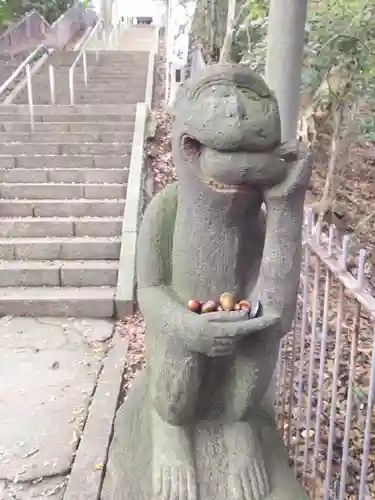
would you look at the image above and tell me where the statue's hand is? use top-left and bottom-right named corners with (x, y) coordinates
top-left (181, 310), bottom-right (281, 357)
top-left (264, 142), bottom-right (312, 201)
top-left (207, 309), bottom-right (281, 340)
top-left (181, 310), bottom-right (249, 357)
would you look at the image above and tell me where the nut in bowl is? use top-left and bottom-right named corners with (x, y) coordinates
top-left (187, 299), bottom-right (202, 313)
top-left (187, 293), bottom-right (261, 319)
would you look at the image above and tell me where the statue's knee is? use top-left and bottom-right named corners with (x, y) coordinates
top-left (152, 395), bottom-right (189, 425)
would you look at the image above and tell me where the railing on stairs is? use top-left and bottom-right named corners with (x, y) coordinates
top-left (43, 2), bottom-right (97, 50)
top-left (0, 43), bottom-right (50, 129)
top-left (68, 14), bottom-right (134, 105)
top-left (0, 9), bottom-right (49, 53)
top-left (0, 10), bottom-right (50, 97)
top-left (108, 17), bottom-right (132, 48)
top-left (0, 3), bottom-right (95, 92)
top-left (68, 19), bottom-right (105, 105)
top-left (0, 2), bottom-right (98, 129)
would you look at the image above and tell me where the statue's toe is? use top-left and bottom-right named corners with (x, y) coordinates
top-left (229, 458), bottom-right (270, 500)
top-left (248, 457), bottom-right (270, 499)
top-left (154, 464), bottom-right (197, 500)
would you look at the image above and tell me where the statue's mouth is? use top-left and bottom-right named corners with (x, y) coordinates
top-left (207, 178), bottom-right (251, 193)
top-left (181, 134), bottom-right (254, 194)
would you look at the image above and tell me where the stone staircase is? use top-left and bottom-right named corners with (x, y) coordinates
top-left (12, 50), bottom-right (149, 104)
top-left (88, 23), bottom-right (157, 52)
top-left (0, 28), bottom-right (153, 317)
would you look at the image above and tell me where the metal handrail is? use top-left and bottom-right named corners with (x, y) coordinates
top-left (0, 1), bottom-right (87, 99)
top-left (68, 18), bottom-right (104, 104)
top-left (108, 16), bottom-right (132, 48)
top-left (108, 19), bottom-right (120, 47)
top-left (0, 43), bottom-right (48, 98)
top-left (108, 16), bottom-right (127, 47)
top-left (0, 9), bottom-right (50, 43)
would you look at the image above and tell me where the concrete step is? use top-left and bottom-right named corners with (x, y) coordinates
top-left (25, 83), bottom-right (146, 93)
top-left (0, 236), bottom-right (121, 260)
top-left (74, 85), bottom-right (146, 92)
top-left (51, 49), bottom-right (149, 59)
top-left (0, 131), bottom-right (133, 143)
top-left (21, 67), bottom-right (148, 81)
top-left (0, 113), bottom-right (136, 122)
top-left (0, 216), bottom-right (122, 237)
top-left (0, 182), bottom-right (126, 199)
top-left (0, 168), bottom-right (128, 184)
top-left (1, 154), bottom-right (130, 169)
top-left (0, 104), bottom-right (136, 114)
top-left (14, 74), bottom-right (148, 96)
top-left (48, 87), bottom-right (147, 95)
top-left (0, 198), bottom-right (126, 216)
top-left (28, 95), bottom-right (146, 105)
top-left (48, 62), bottom-right (148, 71)
top-left (0, 286), bottom-right (115, 317)
top-left (0, 260), bottom-right (118, 287)
top-left (29, 73), bottom-right (148, 85)
top-left (0, 142), bottom-right (131, 155)
top-left (66, 95), bottom-right (145, 104)
top-left (1, 121), bottom-right (134, 133)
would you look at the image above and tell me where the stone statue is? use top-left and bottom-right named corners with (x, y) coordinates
top-left (102, 63), bottom-right (312, 500)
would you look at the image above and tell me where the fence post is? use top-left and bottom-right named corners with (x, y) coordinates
top-left (323, 241), bottom-right (347, 499)
top-left (357, 249), bottom-right (366, 290)
top-left (25, 64), bottom-right (34, 131)
top-left (358, 329), bottom-right (375, 498)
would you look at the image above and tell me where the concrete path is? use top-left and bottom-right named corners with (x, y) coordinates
top-left (0, 315), bottom-right (125, 500)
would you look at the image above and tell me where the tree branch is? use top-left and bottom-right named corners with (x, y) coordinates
top-left (219, 0), bottom-right (249, 63)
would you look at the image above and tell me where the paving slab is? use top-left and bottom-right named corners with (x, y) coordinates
top-left (0, 474), bottom-right (68, 500)
top-left (0, 315), bottom-right (115, 498)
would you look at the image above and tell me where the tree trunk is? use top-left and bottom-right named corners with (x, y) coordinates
top-left (265, 0), bottom-right (308, 142)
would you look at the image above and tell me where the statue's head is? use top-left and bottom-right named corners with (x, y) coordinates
top-left (171, 63), bottom-right (288, 201)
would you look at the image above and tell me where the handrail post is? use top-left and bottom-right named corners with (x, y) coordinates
top-left (26, 64), bottom-right (34, 131)
top-left (116, 21), bottom-right (120, 45)
top-left (0, 44), bottom-right (43, 98)
top-left (67, 18), bottom-right (104, 101)
top-left (69, 66), bottom-right (74, 105)
top-left (83, 50), bottom-right (88, 87)
top-left (49, 64), bottom-right (56, 104)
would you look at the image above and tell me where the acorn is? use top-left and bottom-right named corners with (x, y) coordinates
top-left (201, 300), bottom-right (218, 314)
top-left (219, 292), bottom-right (236, 312)
top-left (237, 300), bottom-right (252, 314)
top-left (188, 299), bottom-right (201, 313)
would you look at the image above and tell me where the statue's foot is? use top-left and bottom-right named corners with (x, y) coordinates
top-left (224, 421), bottom-right (270, 500)
top-left (154, 460), bottom-right (197, 500)
top-left (152, 412), bottom-right (197, 500)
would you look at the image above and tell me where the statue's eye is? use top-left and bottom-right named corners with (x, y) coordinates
top-left (210, 85), bottom-right (232, 98)
top-left (237, 87), bottom-right (260, 101)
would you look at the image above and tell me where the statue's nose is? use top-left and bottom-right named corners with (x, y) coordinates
top-left (225, 89), bottom-right (247, 120)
